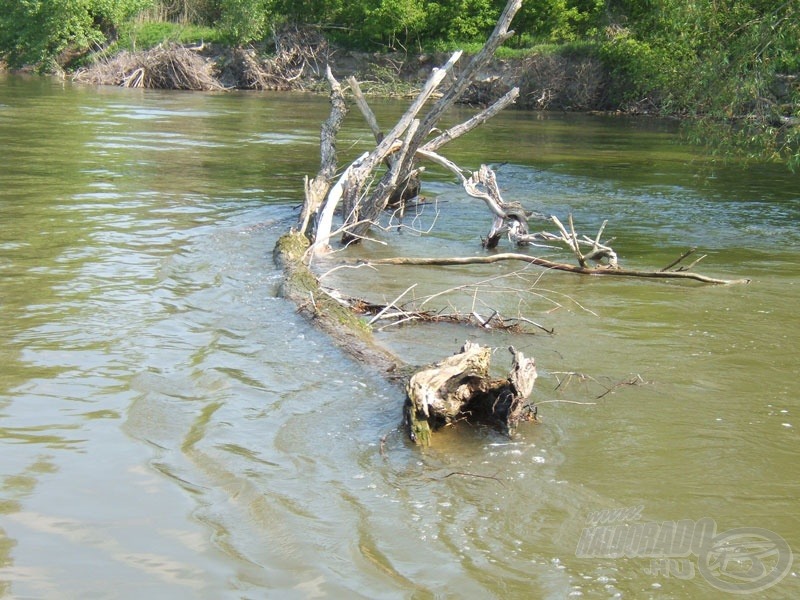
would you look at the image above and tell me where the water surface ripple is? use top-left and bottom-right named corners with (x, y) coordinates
top-left (1, 75), bottom-right (798, 599)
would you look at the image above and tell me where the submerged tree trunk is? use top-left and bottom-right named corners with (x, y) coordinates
top-left (274, 230), bottom-right (540, 444)
top-left (272, 0), bottom-right (748, 447)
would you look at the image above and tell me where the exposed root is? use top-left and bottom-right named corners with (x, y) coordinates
top-left (404, 342), bottom-right (538, 445)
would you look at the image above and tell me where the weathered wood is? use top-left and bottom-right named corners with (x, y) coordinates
top-left (422, 87), bottom-right (520, 153)
top-left (274, 0), bottom-right (750, 454)
top-left (340, 52), bottom-right (463, 237)
top-left (275, 232), bottom-right (541, 446)
top-left (461, 164), bottom-right (531, 248)
top-left (404, 342), bottom-right (538, 445)
top-left (300, 66), bottom-right (348, 238)
top-left (340, 0), bottom-right (523, 243)
top-left (362, 253), bottom-right (751, 285)
top-left (347, 75), bottom-right (423, 208)
top-left (347, 76), bottom-right (384, 144)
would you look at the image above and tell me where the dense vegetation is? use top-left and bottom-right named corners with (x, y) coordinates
top-left (1, 0), bottom-right (797, 168)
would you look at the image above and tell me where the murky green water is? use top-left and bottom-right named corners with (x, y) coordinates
top-left (1, 74), bottom-right (798, 599)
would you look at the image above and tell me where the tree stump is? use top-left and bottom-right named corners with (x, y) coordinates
top-left (404, 342), bottom-right (538, 445)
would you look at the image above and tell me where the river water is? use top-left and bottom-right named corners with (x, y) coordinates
top-left (1, 74), bottom-right (798, 599)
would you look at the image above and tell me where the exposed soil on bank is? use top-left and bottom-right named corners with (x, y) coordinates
top-left (71, 30), bottom-right (613, 112)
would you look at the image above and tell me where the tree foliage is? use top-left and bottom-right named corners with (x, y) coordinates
top-left (0, 0), bottom-right (151, 69)
top-left (598, 0), bottom-right (800, 168)
top-left (216, 0), bottom-right (275, 44)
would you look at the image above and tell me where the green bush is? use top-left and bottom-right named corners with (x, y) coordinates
top-left (217, 0), bottom-right (276, 45)
top-left (0, 0), bottom-right (151, 69)
top-left (599, 33), bottom-right (662, 108)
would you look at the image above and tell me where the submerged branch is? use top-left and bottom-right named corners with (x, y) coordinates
top-left (361, 253), bottom-right (751, 285)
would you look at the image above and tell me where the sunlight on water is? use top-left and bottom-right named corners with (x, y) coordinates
top-left (1, 74), bottom-right (798, 599)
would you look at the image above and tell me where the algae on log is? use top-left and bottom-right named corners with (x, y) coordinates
top-left (404, 342), bottom-right (539, 446)
top-left (271, 0), bottom-right (542, 445)
top-left (274, 232), bottom-right (540, 445)
top-left (274, 230), bottom-right (400, 375)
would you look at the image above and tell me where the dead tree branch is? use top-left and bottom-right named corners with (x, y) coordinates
top-left (337, 0), bottom-right (523, 245)
top-left (300, 66), bottom-right (348, 238)
top-left (360, 253), bottom-right (751, 285)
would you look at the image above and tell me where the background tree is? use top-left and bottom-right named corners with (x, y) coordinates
top-left (0, 0), bottom-right (151, 69)
top-left (597, 0), bottom-right (799, 168)
top-left (216, 0), bottom-right (275, 44)
top-left (1, 0), bottom-right (796, 167)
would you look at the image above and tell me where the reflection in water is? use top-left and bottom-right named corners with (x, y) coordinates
top-left (0, 75), bottom-right (798, 598)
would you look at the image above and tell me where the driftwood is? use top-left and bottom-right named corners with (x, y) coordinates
top-left (274, 0), bottom-right (749, 447)
top-left (307, 0), bottom-right (524, 254)
top-left (273, 0), bottom-right (542, 445)
top-left (405, 342), bottom-right (538, 446)
top-left (360, 253), bottom-right (751, 285)
top-left (74, 44), bottom-right (224, 91)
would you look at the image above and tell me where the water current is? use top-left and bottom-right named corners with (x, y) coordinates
top-left (1, 74), bottom-right (798, 599)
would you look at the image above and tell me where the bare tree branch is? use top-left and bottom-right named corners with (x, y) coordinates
top-left (360, 253), bottom-right (751, 285)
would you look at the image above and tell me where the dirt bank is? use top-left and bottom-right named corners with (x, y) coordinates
top-left (72, 31), bottom-right (611, 112)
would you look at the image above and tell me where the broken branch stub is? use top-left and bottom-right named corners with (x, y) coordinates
top-left (300, 66), bottom-right (347, 238)
top-left (462, 164), bottom-right (531, 249)
top-left (404, 342), bottom-right (538, 445)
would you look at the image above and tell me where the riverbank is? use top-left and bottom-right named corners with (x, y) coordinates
top-left (68, 30), bottom-right (612, 112)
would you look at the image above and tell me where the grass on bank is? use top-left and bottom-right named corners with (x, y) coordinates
top-left (115, 21), bottom-right (223, 52)
top-left (74, 21), bottom-right (223, 69)
top-left (429, 37), bottom-right (597, 61)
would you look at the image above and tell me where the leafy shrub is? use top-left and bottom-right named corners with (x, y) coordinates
top-left (0, 0), bottom-right (151, 69)
top-left (599, 32), bottom-right (669, 109)
top-left (217, 0), bottom-right (276, 45)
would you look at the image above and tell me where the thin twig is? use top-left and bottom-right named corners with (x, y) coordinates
top-left (368, 284), bottom-right (417, 325)
top-left (440, 471), bottom-right (505, 485)
top-left (661, 247), bottom-right (697, 271)
top-left (679, 255), bottom-right (707, 271)
top-left (535, 399), bottom-right (598, 406)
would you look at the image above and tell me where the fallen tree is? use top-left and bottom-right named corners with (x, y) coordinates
top-left (274, 0), bottom-right (749, 446)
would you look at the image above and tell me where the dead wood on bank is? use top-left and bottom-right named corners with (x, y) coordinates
top-left (216, 28), bottom-right (330, 90)
top-left (74, 44), bottom-right (224, 90)
top-left (73, 29), bottom-right (329, 91)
